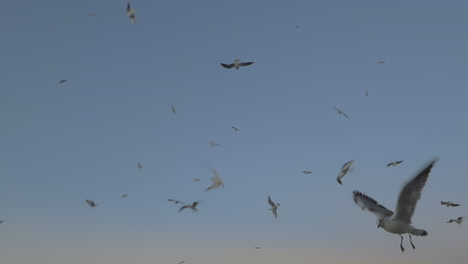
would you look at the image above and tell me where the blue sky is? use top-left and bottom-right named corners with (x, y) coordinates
top-left (1, 0), bottom-right (468, 263)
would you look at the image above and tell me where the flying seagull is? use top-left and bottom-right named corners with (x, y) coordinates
top-left (352, 160), bottom-right (437, 252)
top-left (336, 160), bottom-right (354, 185)
top-left (302, 171), bottom-right (313, 174)
top-left (254, 246), bottom-right (260, 249)
top-left (268, 196), bottom-right (280, 219)
top-left (232, 126), bottom-right (239, 131)
top-left (387, 160), bottom-right (404, 167)
top-left (294, 25), bottom-right (299, 29)
top-left (205, 170), bottom-right (224, 191)
top-left (193, 178), bottom-right (201, 182)
top-left (379, 61), bottom-right (385, 64)
top-left (0, 219), bottom-right (6, 224)
top-left (220, 59), bottom-right (254, 70)
top-left (178, 261), bottom-right (186, 264)
top-left (121, 194), bottom-right (128, 198)
top-left (58, 80), bottom-right (67, 84)
top-left (333, 107), bottom-right (349, 119)
top-left (206, 141), bottom-right (221, 147)
top-left (85, 199), bottom-right (97, 208)
top-left (171, 105), bottom-right (176, 113)
top-left (88, 13), bottom-right (93, 17)
top-left (168, 199), bottom-right (185, 205)
top-left (179, 201), bottom-right (200, 212)
top-left (366, 91), bottom-right (369, 96)
top-left (126, 2), bottom-right (136, 23)
top-left (137, 163), bottom-right (142, 170)
top-left (447, 217), bottom-right (465, 224)
top-left (441, 201), bottom-right (460, 207)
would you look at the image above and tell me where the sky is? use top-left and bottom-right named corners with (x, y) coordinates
top-left (1, 0), bottom-right (468, 263)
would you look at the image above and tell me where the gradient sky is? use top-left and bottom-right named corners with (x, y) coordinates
top-left (2, 0), bottom-right (468, 263)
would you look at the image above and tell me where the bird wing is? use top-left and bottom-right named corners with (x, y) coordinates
top-left (458, 217), bottom-right (465, 221)
top-left (451, 203), bottom-right (460, 207)
top-left (239, 62), bottom-right (254, 67)
top-left (127, 2), bottom-right (131, 12)
top-left (85, 200), bottom-right (95, 207)
top-left (397, 160), bottom-right (404, 164)
top-left (386, 162), bottom-right (394, 167)
top-left (272, 207), bottom-right (278, 218)
top-left (392, 160), bottom-right (437, 224)
top-left (179, 205), bottom-right (188, 212)
top-left (342, 112), bottom-right (350, 119)
top-left (220, 63), bottom-right (234, 69)
top-left (336, 160), bottom-right (354, 184)
top-left (353, 191), bottom-right (393, 218)
top-left (268, 196), bottom-right (275, 207)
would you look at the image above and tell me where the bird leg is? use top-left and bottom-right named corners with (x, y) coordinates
top-left (399, 234), bottom-right (405, 252)
top-left (408, 234), bottom-right (416, 249)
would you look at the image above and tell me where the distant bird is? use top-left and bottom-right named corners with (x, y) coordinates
top-left (387, 160), bottom-right (404, 167)
top-left (179, 201), bottom-right (200, 212)
top-left (88, 13), bottom-right (93, 17)
top-left (294, 25), bottom-right (299, 29)
top-left (126, 2), bottom-right (137, 23)
top-left (333, 107), bottom-right (349, 119)
top-left (0, 219), bottom-right (6, 224)
top-left (336, 160), bottom-right (354, 185)
top-left (85, 199), bottom-right (97, 208)
top-left (254, 246), bottom-right (260, 249)
top-left (137, 163), bottom-right (142, 170)
top-left (441, 201), bottom-right (460, 207)
top-left (447, 217), bottom-right (465, 224)
top-left (366, 91), bottom-right (369, 96)
top-left (206, 141), bottom-right (221, 147)
top-left (193, 178), bottom-right (201, 182)
top-left (178, 261), bottom-right (186, 264)
top-left (302, 171), bottom-right (313, 174)
top-left (220, 59), bottom-right (254, 70)
top-left (232, 126), bottom-right (239, 131)
top-left (268, 196), bottom-right (280, 218)
top-left (352, 160), bottom-right (437, 252)
top-left (168, 199), bottom-right (185, 205)
top-left (58, 80), bottom-right (67, 84)
top-left (121, 194), bottom-right (128, 198)
top-left (205, 170), bottom-right (224, 191)
top-left (379, 61), bottom-right (385, 64)
top-left (171, 105), bottom-right (176, 113)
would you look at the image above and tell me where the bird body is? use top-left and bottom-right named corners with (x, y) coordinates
top-left (447, 217), bottom-right (465, 224)
top-left (85, 199), bottom-right (97, 208)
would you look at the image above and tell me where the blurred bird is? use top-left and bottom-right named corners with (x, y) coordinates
top-left (333, 107), bottom-right (349, 119)
top-left (168, 199), bottom-right (185, 205)
top-left (126, 2), bottom-right (137, 23)
top-left (366, 91), bottom-right (369, 96)
top-left (205, 170), bottom-right (224, 191)
top-left (336, 160), bottom-right (354, 185)
top-left (137, 163), bottom-right (142, 169)
top-left (179, 201), bottom-right (200, 212)
top-left (58, 80), bottom-right (67, 84)
top-left (171, 105), bottom-right (176, 113)
top-left (387, 160), bottom-right (404, 167)
top-left (88, 13), bottom-right (93, 17)
top-left (302, 171), bottom-right (313, 174)
top-left (193, 178), bottom-right (201, 182)
top-left (232, 126), bottom-right (239, 131)
top-left (121, 194), bottom-right (128, 198)
top-left (441, 201), bottom-right (460, 207)
top-left (294, 25), bottom-right (299, 29)
top-left (0, 219), bottom-right (7, 224)
top-left (379, 61), bottom-right (385, 64)
top-left (220, 59), bottom-right (254, 70)
top-left (268, 196), bottom-right (280, 218)
top-left (447, 217), bottom-right (465, 224)
top-left (254, 246), bottom-right (260, 249)
top-left (178, 261), bottom-right (186, 264)
top-left (85, 199), bottom-right (97, 208)
top-left (206, 141), bottom-right (221, 147)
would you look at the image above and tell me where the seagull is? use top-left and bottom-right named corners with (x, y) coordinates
top-left (205, 170), bottom-right (224, 191)
top-left (171, 105), bottom-right (176, 113)
top-left (387, 160), bottom-right (404, 167)
top-left (352, 160), bottom-right (437, 252)
top-left (379, 61), bottom-right (385, 64)
top-left (268, 196), bottom-right (280, 219)
top-left (137, 163), bottom-right (142, 170)
top-left (441, 201), bottom-right (460, 207)
top-left (206, 141), bottom-right (221, 147)
top-left (0, 219), bottom-right (6, 224)
top-left (336, 160), bottom-right (354, 185)
top-left (366, 91), bottom-right (369, 96)
top-left (178, 261), bottom-right (186, 264)
top-left (220, 59), bottom-right (254, 70)
top-left (121, 194), bottom-right (128, 198)
top-left (333, 107), bottom-right (349, 119)
top-left (179, 201), bottom-right (200, 212)
top-left (58, 80), bottom-right (67, 84)
top-left (254, 246), bottom-right (260, 249)
top-left (232, 126), bottom-right (239, 131)
top-left (447, 217), bottom-right (465, 224)
top-left (88, 13), bottom-right (93, 17)
top-left (85, 199), bottom-right (97, 208)
top-left (168, 199), bottom-right (185, 205)
top-left (294, 25), bottom-right (299, 29)
top-left (302, 171), bottom-right (313, 174)
top-left (193, 178), bottom-right (201, 182)
top-left (126, 2), bottom-right (137, 24)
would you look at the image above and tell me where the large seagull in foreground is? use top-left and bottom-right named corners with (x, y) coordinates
top-left (352, 159), bottom-right (437, 252)
top-left (220, 59), bottom-right (254, 70)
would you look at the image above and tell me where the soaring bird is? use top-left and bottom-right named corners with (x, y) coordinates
top-left (268, 196), bottom-right (280, 218)
top-left (0, 219), bottom-right (7, 224)
top-left (179, 201), bottom-right (200, 212)
top-left (254, 246), bottom-right (260, 249)
top-left (336, 160), bottom-right (354, 185)
top-left (85, 199), bottom-right (97, 208)
top-left (333, 107), bottom-right (349, 119)
top-left (126, 2), bottom-right (137, 23)
top-left (352, 160), bottom-right (437, 252)
top-left (58, 80), bottom-right (67, 84)
top-left (137, 163), bottom-right (142, 170)
top-left (171, 105), bottom-right (176, 113)
top-left (178, 261), bottom-right (186, 264)
top-left (220, 59), bottom-right (254, 70)
top-left (206, 141), bottom-right (221, 147)
top-left (441, 201), bottom-right (460, 207)
top-left (447, 217), bottom-right (465, 224)
top-left (387, 160), bottom-right (404, 167)
top-left (121, 194), bottom-right (128, 198)
top-left (302, 171), bottom-right (313, 174)
top-left (205, 170), bottom-right (224, 191)
top-left (232, 126), bottom-right (239, 131)
top-left (193, 178), bottom-right (201, 182)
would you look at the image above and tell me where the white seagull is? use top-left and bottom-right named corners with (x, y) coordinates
top-left (333, 107), bottom-right (349, 119)
top-left (336, 160), bottom-right (354, 185)
top-left (220, 59), bottom-right (254, 70)
top-left (352, 160), bottom-right (437, 252)
top-left (441, 201), bottom-right (460, 207)
top-left (126, 2), bottom-right (137, 24)
top-left (268, 196), bottom-right (280, 218)
top-left (205, 170), bottom-right (224, 191)
top-left (387, 160), bottom-right (404, 167)
top-left (447, 217), bottom-right (465, 224)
